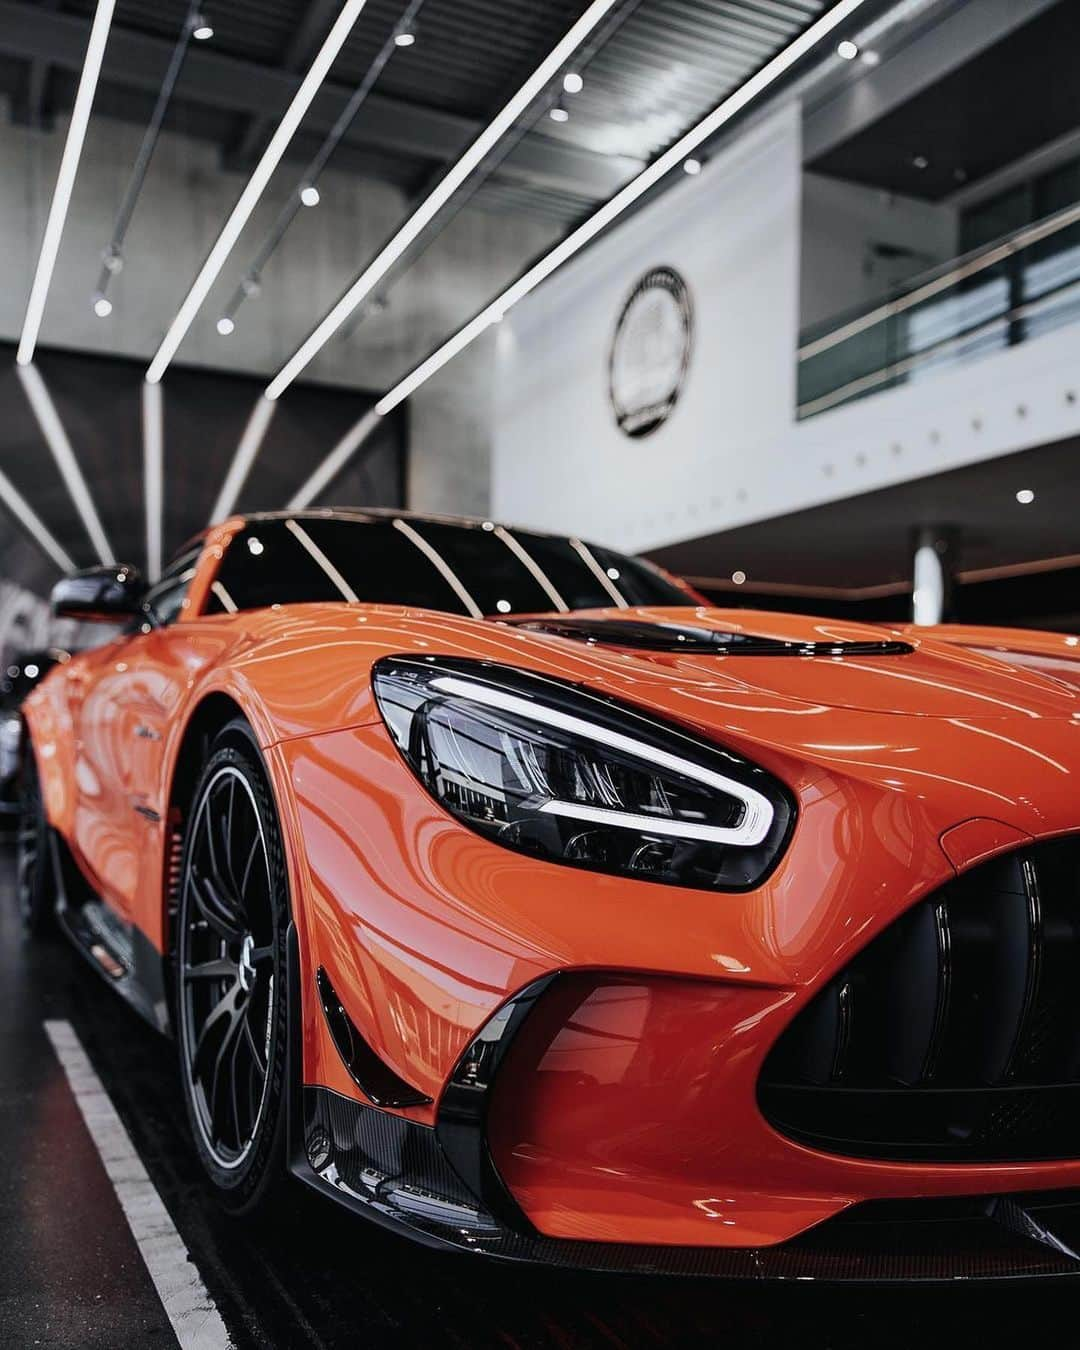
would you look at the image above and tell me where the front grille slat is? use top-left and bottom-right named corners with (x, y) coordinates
top-left (760, 838), bottom-right (1080, 1163)
top-left (921, 898), bottom-right (952, 1081)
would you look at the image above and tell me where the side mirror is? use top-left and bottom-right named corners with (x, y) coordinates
top-left (51, 565), bottom-right (147, 623)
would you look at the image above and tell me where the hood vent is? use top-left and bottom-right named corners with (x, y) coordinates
top-left (512, 617), bottom-right (913, 657)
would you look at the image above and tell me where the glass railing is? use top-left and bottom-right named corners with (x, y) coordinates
top-left (797, 198), bottom-right (1080, 419)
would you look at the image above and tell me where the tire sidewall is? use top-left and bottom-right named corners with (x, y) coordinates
top-left (175, 722), bottom-right (291, 1213)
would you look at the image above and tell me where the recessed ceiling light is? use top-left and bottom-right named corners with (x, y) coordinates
top-left (683, 157), bottom-right (702, 175)
top-left (216, 316), bottom-right (235, 335)
top-left (1016, 488), bottom-right (1035, 505)
top-left (550, 106), bottom-right (569, 122)
top-left (732, 570), bottom-right (747, 585)
top-left (563, 71), bottom-right (583, 94)
top-left (93, 295), bottom-right (112, 317)
top-left (837, 39), bottom-right (859, 59)
top-left (912, 154), bottom-right (929, 170)
top-left (394, 31), bottom-right (415, 47)
top-left (300, 184), bottom-right (320, 207)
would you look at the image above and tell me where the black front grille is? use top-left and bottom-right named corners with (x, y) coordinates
top-left (760, 837), bottom-right (1080, 1161)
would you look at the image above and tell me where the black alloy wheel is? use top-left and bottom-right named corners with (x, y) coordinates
top-left (15, 739), bottom-right (52, 934)
top-left (176, 721), bottom-right (290, 1211)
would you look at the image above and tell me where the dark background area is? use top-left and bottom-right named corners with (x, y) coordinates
top-left (0, 341), bottom-right (406, 596)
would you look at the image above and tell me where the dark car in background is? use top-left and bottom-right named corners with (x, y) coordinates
top-left (0, 649), bottom-right (69, 825)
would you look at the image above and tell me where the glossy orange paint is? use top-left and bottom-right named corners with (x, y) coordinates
top-left (21, 545), bottom-right (1080, 1250)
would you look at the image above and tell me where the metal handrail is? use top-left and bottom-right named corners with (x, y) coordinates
top-left (797, 195), bottom-right (1080, 363)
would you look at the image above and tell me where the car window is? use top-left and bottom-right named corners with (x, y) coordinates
top-left (145, 548), bottom-right (201, 626)
top-left (201, 517), bottom-right (691, 617)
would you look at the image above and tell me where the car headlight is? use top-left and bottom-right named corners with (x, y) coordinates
top-left (372, 658), bottom-right (794, 891)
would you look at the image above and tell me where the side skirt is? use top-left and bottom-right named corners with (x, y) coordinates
top-left (50, 829), bottom-right (171, 1036)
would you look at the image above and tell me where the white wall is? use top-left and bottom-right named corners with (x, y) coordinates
top-left (799, 172), bottom-right (958, 330)
top-left (493, 104), bottom-right (802, 550)
top-left (493, 102), bottom-right (1080, 558)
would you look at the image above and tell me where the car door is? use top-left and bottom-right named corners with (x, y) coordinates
top-left (72, 551), bottom-right (204, 925)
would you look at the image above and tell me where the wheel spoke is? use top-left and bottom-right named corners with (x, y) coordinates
top-left (185, 956), bottom-right (237, 981)
top-left (221, 776), bottom-right (239, 894)
top-left (206, 996), bottom-right (246, 1143)
top-left (239, 832), bottom-right (261, 897)
top-left (192, 981), bottom-right (241, 1084)
top-left (228, 1020), bottom-right (245, 1150)
top-left (243, 1002), bottom-right (268, 1073)
top-left (189, 870), bottom-right (243, 942)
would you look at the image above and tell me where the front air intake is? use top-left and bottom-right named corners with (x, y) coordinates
top-left (759, 837), bottom-right (1080, 1162)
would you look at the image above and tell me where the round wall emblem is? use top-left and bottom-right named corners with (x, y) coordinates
top-left (608, 266), bottom-right (692, 438)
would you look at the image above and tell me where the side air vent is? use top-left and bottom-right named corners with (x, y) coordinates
top-left (316, 968), bottom-right (432, 1109)
top-left (759, 837), bottom-right (1080, 1162)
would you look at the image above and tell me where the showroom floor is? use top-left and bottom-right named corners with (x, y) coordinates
top-left (1, 847), bottom-right (1078, 1350)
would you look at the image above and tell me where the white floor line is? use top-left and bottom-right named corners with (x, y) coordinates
top-left (43, 1019), bottom-right (234, 1350)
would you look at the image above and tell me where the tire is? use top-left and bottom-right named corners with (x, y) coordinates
top-left (174, 719), bottom-right (291, 1214)
top-left (15, 736), bottom-right (53, 935)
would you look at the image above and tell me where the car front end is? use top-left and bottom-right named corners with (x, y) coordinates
top-left (267, 607), bottom-right (1080, 1278)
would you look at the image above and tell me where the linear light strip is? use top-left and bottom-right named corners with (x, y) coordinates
top-left (380, 0), bottom-right (871, 411)
top-left (16, 0), bottom-right (116, 366)
top-left (209, 395), bottom-right (279, 524)
top-left (569, 537), bottom-right (627, 607)
top-left (0, 466), bottom-right (75, 573)
top-left (264, 0), bottom-right (622, 399)
top-left (392, 518), bottom-right (482, 618)
top-left (145, 0), bottom-right (371, 384)
top-left (211, 580), bottom-right (238, 613)
top-left (430, 675), bottom-right (775, 846)
top-left (286, 407), bottom-right (381, 511)
top-left (16, 363), bottom-right (114, 564)
top-left (285, 518), bottom-right (359, 601)
top-left (296, 0), bottom-right (869, 492)
top-left (142, 381), bottom-right (164, 581)
top-left (494, 526), bottom-right (568, 612)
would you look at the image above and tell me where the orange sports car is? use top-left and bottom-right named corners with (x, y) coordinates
top-left (17, 509), bottom-right (1080, 1279)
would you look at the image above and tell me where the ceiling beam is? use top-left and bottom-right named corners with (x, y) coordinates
top-left (226, 0), bottom-right (342, 169)
top-left (0, 1), bottom-right (641, 201)
top-left (9, 0), bottom-right (60, 128)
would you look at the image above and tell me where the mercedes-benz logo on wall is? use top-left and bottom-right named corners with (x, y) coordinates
top-left (609, 266), bottom-right (693, 438)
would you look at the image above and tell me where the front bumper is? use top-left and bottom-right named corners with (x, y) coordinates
top-left (294, 966), bottom-right (1080, 1280)
top-left (296, 1087), bottom-right (1080, 1281)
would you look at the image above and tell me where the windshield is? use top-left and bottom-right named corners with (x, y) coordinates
top-left (202, 516), bottom-right (690, 617)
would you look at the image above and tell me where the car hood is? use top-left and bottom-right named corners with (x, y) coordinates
top-left (507, 607), bottom-right (1080, 720)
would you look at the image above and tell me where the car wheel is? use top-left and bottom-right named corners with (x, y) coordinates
top-left (15, 739), bottom-right (53, 935)
top-left (175, 720), bottom-right (290, 1213)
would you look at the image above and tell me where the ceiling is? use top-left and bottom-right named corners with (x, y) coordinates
top-left (809, 0), bottom-right (1080, 202)
top-left (649, 434), bottom-right (1080, 593)
top-left (2, 0), bottom-right (829, 227)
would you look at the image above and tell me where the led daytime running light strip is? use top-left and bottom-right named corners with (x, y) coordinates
top-left (429, 675), bottom-right (774, 847)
